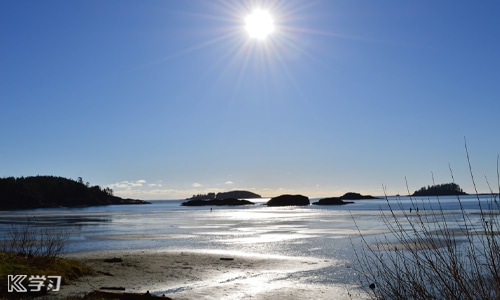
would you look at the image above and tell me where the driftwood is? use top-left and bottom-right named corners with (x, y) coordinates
top-left (100, 286), bottom-right (126, 291)
top-left (104, 257), bottom-right (123, 263)
top-left (87, 290), bottom-right (173, 299)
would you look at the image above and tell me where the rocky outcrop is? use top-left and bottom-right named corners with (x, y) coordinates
top-left (340, 192), bottom-right (378, 200)
top-left (312, 197), bottom-right (354, 205)
top-left (266, 194), bottom-right (310, 207)
top-left (181, 198), bottom-right (255, 206)
top-left (312, 192), bottom-right (377, 205)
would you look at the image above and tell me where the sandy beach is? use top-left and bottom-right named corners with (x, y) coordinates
top-left (57, 249), bottom-right (365, 300)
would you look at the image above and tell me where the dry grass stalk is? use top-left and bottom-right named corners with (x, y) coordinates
top-left (353, 143), bottom-right (500, 299)
top-left (1, 216), bottom-right (68, 263)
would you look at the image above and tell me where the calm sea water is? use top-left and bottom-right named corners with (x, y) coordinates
top-left (0, 194), bottom-right (496, 290)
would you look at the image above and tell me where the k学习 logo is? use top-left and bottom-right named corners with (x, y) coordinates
top-left (7, 275), bottom-right (61, 293)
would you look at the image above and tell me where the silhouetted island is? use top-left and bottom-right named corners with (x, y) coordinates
top-left (312, 197), bottom-right (354, 205)
top-left (266, 194), bottom-right (310, 206)
top-left (340, 192), bottom-right (378, 200)
top-left (0, 176), bottom-right (150, 210)
top-left (181, 198), bottom-right (255, 206)
top-left (187, 190), bottom-right (261, 200)
top-left (412, 183), bottom-right (467, 196)
top-left (312, 192), bottom-right (378, 205)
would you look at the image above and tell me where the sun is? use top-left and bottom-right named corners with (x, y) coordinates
top-left (245, 9), bottom-right (275, 40)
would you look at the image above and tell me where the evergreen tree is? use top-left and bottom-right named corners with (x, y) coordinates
top-left (412, 182), bottom-right (467, 196)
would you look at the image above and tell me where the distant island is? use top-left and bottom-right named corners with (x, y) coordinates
top-left (412, 183), bottom-right (467, 196)
top-left (181, 198), bottom-right (255, 206)
top-left (0, 176), bottom-right (150, 210)
top-left (339, 192), bottom-right (378, 200)
top-left (266, 194), bottom-right (310, 207)
top-left (312, 192), bottom-right (378, 205)
top-left (312, 197), bottom-right (354, 205)
top-left (187, 190), bottom-right (262, 200)
top-left (183, 190), bottom-right (261, 206)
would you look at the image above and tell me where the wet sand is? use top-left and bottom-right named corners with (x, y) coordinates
top-left (57, 249), bottom-right (365, 299)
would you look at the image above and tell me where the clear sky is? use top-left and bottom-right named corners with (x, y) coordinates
top-left (1, 1), bottom-right (500, 200)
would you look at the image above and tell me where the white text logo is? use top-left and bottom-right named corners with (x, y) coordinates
top-left (7, 275), bottom-right (61, 293)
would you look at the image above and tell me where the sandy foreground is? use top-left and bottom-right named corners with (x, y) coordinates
top-left (55, 249), bottom-right (367, 300)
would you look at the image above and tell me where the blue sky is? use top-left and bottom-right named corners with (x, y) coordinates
top-left (1, 1), bottom-right (499, 199)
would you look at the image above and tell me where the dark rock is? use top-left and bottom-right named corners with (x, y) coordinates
top-left (89, 290), bottom-right (172, 299)
top-left (104, 257), bottom-right (123, 263)
top-left (312, 197), bottom-right (354, 205)
top-left (220, 257), bottom-right (234, 261)
top-left (181, 198), bottom-right (255, 206)
top-left (340, 192), bottom-right (378, 200)
top-left (97, 271), bottom-right (113, 276)
top-left (100, 287), bottom-right (126, 291)
top-left (266, 194), bottom-right (310, 207)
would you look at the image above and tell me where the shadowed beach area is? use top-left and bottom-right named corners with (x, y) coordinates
top-left (57, 249), bottom-right (363, 299)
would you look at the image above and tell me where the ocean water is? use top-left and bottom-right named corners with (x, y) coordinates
top-left (0, 194), bottom-right (496, 296)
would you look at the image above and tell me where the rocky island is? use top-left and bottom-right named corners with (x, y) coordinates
top-left (0, 176), bottom-right (150, 210)
top-left (313, 192), bottom-right (378, 205)
top-left (181, 198), bottom-right (255, 206)
top-left (187, 190), bottom-right (262, 201)
top-left (339, 192), bottom-right (378, 200)
top-left (312, 197), bottom-right (354, 205)
top-left (182, 190), bottom-right (260, 206)
top-left (266, 194), bottom-right (310, 206)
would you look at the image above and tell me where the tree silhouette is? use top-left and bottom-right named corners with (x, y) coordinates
top-left (0, 176), bottom-right (147, 209)
top-left (412, 182), bottom-right (467, 196)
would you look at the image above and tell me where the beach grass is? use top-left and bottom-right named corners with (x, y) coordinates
top-left (0, 250), bottom-right (95, 297)
top-left (0, 217), bottom-right (95, 298)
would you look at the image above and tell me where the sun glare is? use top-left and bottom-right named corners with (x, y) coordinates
top-left (245, 9), bottom-right (275, 40)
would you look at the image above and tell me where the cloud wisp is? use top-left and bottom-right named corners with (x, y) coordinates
top-left (108, 179), bottom-right (147, 189)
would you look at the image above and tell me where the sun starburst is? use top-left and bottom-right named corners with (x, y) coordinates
top-left (245, 9), bottom-right (275, 40)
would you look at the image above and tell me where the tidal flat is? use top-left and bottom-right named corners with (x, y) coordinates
top-left (0, 195), bottom-right (490, 299)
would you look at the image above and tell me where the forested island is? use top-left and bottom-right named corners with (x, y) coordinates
top-left (187, 190), bottom-right (261, 200)
top-left (183, 190), bottom-right (261, 206)
top-left (182, 198), bottom-right (255, 206)
top-left (412, 183), bottom-right (467, 196)
top-left (0, 176), bottom-right (150, 210)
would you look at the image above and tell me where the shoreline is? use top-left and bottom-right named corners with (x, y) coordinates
top-left (56, 248), bottom-right (366, 300)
